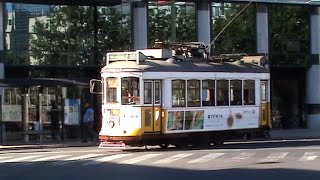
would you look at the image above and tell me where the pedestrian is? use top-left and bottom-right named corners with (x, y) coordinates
top-left (82, 101), bottom-right (97, 143)
top-left (49, 100), bottom-right (59, 140)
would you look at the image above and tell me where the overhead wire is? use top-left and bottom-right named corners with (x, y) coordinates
top-left (207, 1), bottom-right (254, 52)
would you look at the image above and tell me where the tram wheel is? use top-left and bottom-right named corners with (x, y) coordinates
top-left (159, 143), bottom-right (169, 149)
top-left (212, 137), bottom-right (225, 146)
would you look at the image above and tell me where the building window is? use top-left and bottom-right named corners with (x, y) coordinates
top-left (172, 80), bottom-right (185, 107)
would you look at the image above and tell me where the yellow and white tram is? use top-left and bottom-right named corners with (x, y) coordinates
top-left (91, 45), bottom-right (271, 148)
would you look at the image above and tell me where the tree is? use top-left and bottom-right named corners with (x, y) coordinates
top-left (269, 5), bottom-right (309, 66)
top-left (148, 4), bottom-right (196, 47)
top-left (30, 6), bottom-right (131, 65)
top-left (212, 3), bottom-right (256, 55)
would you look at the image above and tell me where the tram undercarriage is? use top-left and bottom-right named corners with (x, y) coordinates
top-left (99, 128), bottom-right (269, 149)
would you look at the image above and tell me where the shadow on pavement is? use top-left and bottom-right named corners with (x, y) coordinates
top-left (122, 139), bottom-right (320, 153)
top-left (0, 160), bottom-right (319, 180)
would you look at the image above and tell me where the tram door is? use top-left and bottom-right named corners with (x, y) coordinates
top-left (142, 81), bottom-right (162, 133)
top-left (260, 81), bottom-right (270, 127)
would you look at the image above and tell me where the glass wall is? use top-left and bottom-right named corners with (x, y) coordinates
top-left (148, 1), bottom-right (196, 47)
top-left (269, 5), bottom-right (309, 67)
top-left (4, 3), bottom-right (132, 66)
top-left (212, 3), bottom-right (256, 55)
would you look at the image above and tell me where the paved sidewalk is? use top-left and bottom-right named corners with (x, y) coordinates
top-left (269, 128), bottom-right (320, 140)
top-left (1, 128), bottom-right (320, 151)
top-left (0, 141), bottom-right (99, 151)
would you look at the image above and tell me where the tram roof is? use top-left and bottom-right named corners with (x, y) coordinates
top-left (102, 59), bottom-right (269, 73)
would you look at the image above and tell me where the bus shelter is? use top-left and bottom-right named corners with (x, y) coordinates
top-left (0, 78), bottom-right (93, 145)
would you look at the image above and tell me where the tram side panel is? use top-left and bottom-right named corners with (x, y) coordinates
top-left (159, 78), bottom-right (271, 142)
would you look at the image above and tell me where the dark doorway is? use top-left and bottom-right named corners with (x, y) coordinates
top-left (271, 67), bottom-right (306, 129)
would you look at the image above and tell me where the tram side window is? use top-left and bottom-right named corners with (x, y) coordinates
top-left (155, 82), bottom-right (160, 104)
top-left (121, 77), bottom-right (140, 105)
top-left (187, 80), bottom-right (200, 107)
top-left (217, 80), bottom-right (229, 106)
top-left (172, 80), bottom-right (186, 107)
top-left (230, 80), bottom-right (242, 105)
top-left (144, 82), bottom-right (152, 104)
top-left (202, 80), bottom-right (215, 106)
top-left (106, 77), bottom-right (118, 103)
top-left (244, 80), bottom-right (255, 105)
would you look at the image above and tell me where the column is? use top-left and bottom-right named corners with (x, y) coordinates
top-left (307, 7), bottom-right (320, 129)
top-left (0, 3), bottom-right (5, 63)
top-left (132, 1), bottom-right (148, 49)
top-left (256, 4), bottom-right (269, 66)
top-left (196, 1), bottom-right (212, 52)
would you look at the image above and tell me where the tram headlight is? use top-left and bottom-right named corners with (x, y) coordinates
top-left (108, 120), bottom-right (115, 128)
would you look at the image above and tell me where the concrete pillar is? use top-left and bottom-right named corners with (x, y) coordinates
top-left (132, 1), bottom-right (148, 49)
top-left (256, 4), bottom-right (269, 65)
top-left (307, 7), bottom-right (320, 129)
top-left (0, 3), bottom-right (4, 62)
top-left (196, 1), bottom-right (212, 52)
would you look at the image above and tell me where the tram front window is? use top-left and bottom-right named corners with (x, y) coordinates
top-left (106, 77), bottom-right (118, 103)
top-left (121, 77), bottom-right (140, 105)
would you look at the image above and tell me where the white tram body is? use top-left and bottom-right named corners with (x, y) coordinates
top-left (92, 46), bottom-right (271, 147)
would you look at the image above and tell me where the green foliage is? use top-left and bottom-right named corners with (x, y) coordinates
top-left (30, 6), bottom-right (131, 65)
top-left (270, 5), bottom-right (309, 66)
top-left (148, 4), bottom-right (196, 47)
top-left (213, 4), bottom-right (256, 55)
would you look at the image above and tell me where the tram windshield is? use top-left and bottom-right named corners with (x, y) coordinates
top-left (106, 77), bottom-right (118, 103)
top-left (121, 77), bottom-right (140, 105)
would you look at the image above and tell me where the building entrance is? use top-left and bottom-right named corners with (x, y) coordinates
top-left (271, 68), bottom-right (306, 129)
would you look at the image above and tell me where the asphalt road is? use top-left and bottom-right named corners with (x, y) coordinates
top-left (1, 139), bottom-right (320, 180)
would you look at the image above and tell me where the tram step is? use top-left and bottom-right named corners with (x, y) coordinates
top-left (98, 141), bottom-right (126, 149)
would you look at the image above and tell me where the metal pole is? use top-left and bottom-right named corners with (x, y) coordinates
top-left (0, 95), bottom-right (2, 144)
top-left (22, 90), bottom-right (29, 143)
top-left (38, 91), bottom-right (43, 142)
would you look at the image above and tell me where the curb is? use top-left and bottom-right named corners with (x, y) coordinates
top-left (0, 142), bottom-right (99, 151)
